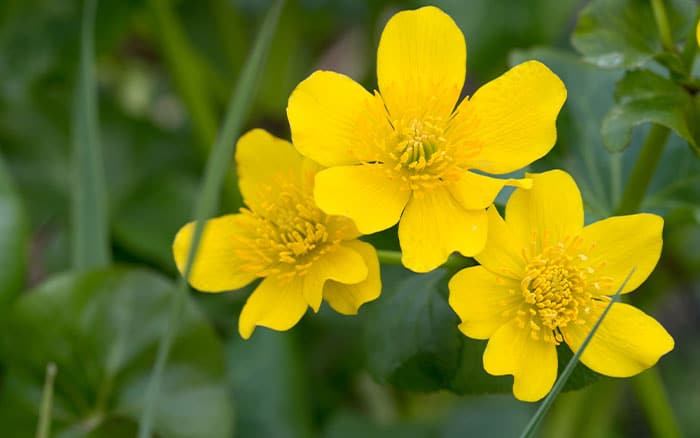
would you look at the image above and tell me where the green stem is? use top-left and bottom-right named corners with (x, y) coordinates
top-left (137, 2), bottom-right (284, 437)
top-left (650, 0), bottom-right (675, 52)
top-left (72, 0), bottom-right (110, 270)
top-left (615, 124), bottom-right (670, 215)
top-left (376, 249), bottom-right (472, 270)
top-left (36, 363), bottom-right (57, 438)
top-left (632, 369), bottom-right (681, 438)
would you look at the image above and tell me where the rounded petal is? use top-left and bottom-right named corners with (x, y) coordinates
top-left (448, 171), bottom-right (532, 210)
top-left (287, 70), bottom-right (385, 167)
top-left (236, 129), bottom-right (304, 209)
top-left (483, 319), bottom-right (558, 402)
top-left (474, 206), bottom-right (527, 279)
top-left (448, 266), bottom-right (521, 339)
top-left (302, 243), bottom-right (368, 312)
top-left (377, 6), bottom-right (466, 120)
top-left (238, 276), bottom-right (308, 339)
top-left (457, 60), bottom-right (566, 174)
top-left (563, 301), bottom-right (674, 377)
top-left (581, 214), bottom-right (663, 294)
top-left (399, 187), bottom-right (488, 273)
top-left (314, 164), bottom-right (410, 234)
top-left (506, 170), bottom-right (584, 250)
top-left (173, 215), bottom-right (256, 292)
top-left (323, 240), bottom-right (381, 315)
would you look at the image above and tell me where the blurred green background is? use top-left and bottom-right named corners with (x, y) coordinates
top-left (0, 0), bottom-right (699, 436)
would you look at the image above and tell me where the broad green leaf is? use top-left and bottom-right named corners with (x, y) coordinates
top-left (227, 331), bottom-right (313, 438)
top-left (601, 69), bottom-right (697, 152)
top-left (323, 411), bottom-right (434, 438)
top-left (0, 269), bottom-right (233, 438)
top-left (441, 396), bottom-right (533, 438)
top-left (0, 155), bottom-right (27, 310)
top-left (571, 0), bottom-right (697, 69)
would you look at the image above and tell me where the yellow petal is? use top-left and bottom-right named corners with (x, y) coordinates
top-left (301, 243), bottom-right (368, 312)
top-left (581, 214), bottom-right (663, 294)
top-left (448, 266), bottom-right (520, 339)
top-left (456, 60), bottom-right (566, 174)
top-left (448, 171), bottom-right (532, 210)
top-left (314, 164), bottom-right (409, 234)
top-left (506, 170), bottom-right (583, 250)
top-left (323, 240), bottom-right (381, 315)
top-left (474, 206), bottom-right (527, 279)
top-left (483, 319), bottom-right (558, 402)
top-left (563, 301), bottom-right (674, 377)
top-left (287, 70), bottom-right (386, 167)
top-left (377, 6), bottom-right (466, 120)
top-left (236, 129), bottom-right (304, 209)
top-left (238, 276), bottom-right (308, 339)
top-left (399, 187), bottom-right (487, 273)
top-left (173, 215), bottom-right (256, 292)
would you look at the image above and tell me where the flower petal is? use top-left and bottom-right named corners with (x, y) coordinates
top-left (506, 170), bottom-right (583, 249)
top-left (314, 164), bottom-right (409, 234)
top-left (399, 187), bottom-right (487, 273)
top-left (448, 266), bottom-right (521, 339)
top-left (238, 276), bottom-right (308, 339)
top-left (236, 129), bottom-right (304, 209)
top-left (323, 240), bottom-right (381, 315)
top-left (173, 215), bottom-right (256, 292)
top-left (483, 319), bottom-right (558, 402)
top-left (448, 171), bottom-right (532, 210)
top-left (563, 301), bottom-right (674, 377)
top-left (287, 70), bottom-right (386, 167)
top-left (301, 243), bottom-right (368, 312)
top-left (456, 60), bottom-right (566, 174)
top-left (581, 214), bottom-right (663, 294)
top-left (475, 206), bottom-right (527, 279)
top-left (377, 6), bottom-right (466, 120)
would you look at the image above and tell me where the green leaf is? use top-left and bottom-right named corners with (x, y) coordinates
top-left (363, 269), bottom-right (462, 392)
top-left (71, 0), bottom-right (110, 270)
top-left (0, 268), bottom-right (233, 438)
top-left (571, 0), bottom-right (697, 69)
top-left (0, 155), bottom-right (27, 311)
top-left (226, 331), bottom-right (313, 438)
top-left (601, 70), bottom-right (697, 152)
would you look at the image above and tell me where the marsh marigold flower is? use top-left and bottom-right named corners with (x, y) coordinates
top-left (448, 170), bottom-right (674, 401)
top-left (287, 6), bottom-right (567, 273)
top-left (173, 129), bottom-right (381, 339)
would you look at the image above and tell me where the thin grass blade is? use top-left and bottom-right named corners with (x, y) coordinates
top-left (35, 363), bottom-right (57, 438)
top-left (519, 266), bottom-right (637, 438)
top-left (137, 1), bottom-right (285, 437)
top-left (71, 0), bottom-right (110, 270)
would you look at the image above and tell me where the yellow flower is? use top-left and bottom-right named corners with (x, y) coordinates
top-left (172, 129), bottom-right (381, 339)
top-left (287, 6), bottom-right (567, 273)
top-left (448, 170), bottom-right (674, 401)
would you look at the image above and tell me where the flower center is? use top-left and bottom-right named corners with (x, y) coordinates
top-left (510, 237), bottom-right (613, 345)
top-left (236, 182), bottom-right (344, 278)
top-left (386, 117), bottom-right (458, 191)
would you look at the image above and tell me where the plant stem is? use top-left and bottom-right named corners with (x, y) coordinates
top-left (36, 363), bottom-right (57, 438)
top-left (650, 0), bottom-right (675, 52)
top-left (376, 249), bottom-right (472, 270)
top-left (615, 124), bottom-right (670, 215)
top-left (72, 0), bottom-right (110, 270)
top-left (137, 2), bottom-right (284, 437)
top-left (632, 369), bottom-right (681, 438)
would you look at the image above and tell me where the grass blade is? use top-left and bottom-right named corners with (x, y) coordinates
top-left (35, 363), bottom-right (57, 438)
top-left (71, 0), bottom-right (110, 270)
top-left (137, 1), bottom-right (285, 437)
top-left (519, 266), bottom-right (637, 438)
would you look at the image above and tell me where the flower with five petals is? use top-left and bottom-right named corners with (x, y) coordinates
top-left (173, 129), bottom-right (381, 339)
top-left (448, 170), bottom-right (674, 401)
top-left (287, 6), bottom-right (567, 272)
